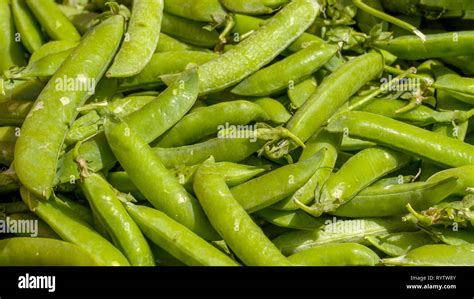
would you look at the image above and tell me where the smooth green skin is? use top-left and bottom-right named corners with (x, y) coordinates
top-left (0, 78), bottom-right (44, 102)
top-left (0, 237), bottom-right (99, 266)
top-left (426, 227), bottom-right (474, 246)
top-left (0, 98), bottom-right (33, 126)
top-left (197, 0), bottom-right (319, 95)
top-left (271, 130), bottom-right (341, 211)
top-left (157, 100), bottom-right (269, 147)
top-left (106, 95), bottom-right (155, 117)
top-left (257, 209), bottom-right (324, 230)
top-left (107, 0), bottom-right (163, 78)
top-left (383, 244), bottom-right (474, 266)
top-left (161, 13), bottom-right (219, 48)
top-left (319, 147), bottom-right (411, 213)
top-left (327, 111), bottom-right (474, 167)
top-left (125, 203), bottom-right (239, 266)
top-left (288, 76), bottom-right (317, 109)
top-left (149, 242), bottom-right (186, 266)
top-left (366, 231), bottom-right (437, 257)
top-left (20, 188), bottom-right (130, 266)
top-left (287, 52), bottom-right (384, 143)
top-left (355, 0), bottom-right (388, 34)
top-left (29, 40), bottom-right (78, 63)
top-left (14, 15), bottom-right (124, 199)
top-left (152, 137), bottom-right (266, 168)
top-left (11, 0), bottom-right (45, 53)
top-left (375, 31), bottom-right (474, 60)
top-left (194, 159), bottom-right (291, 266)
top-left (442, 56), bottom-right (474, 76)
top-left (371, 175), bottom-right (416, 187)
top-left (427, 165), bottom-right (474, 196)
top-left (79, 173), bottom-right (155, 266)
top-left (26, 0), bottom-right (80, 41)
top-left (230, 151), bottom-right (324, 213)
top-left (252, 97), bottom-right (291, 124)
top-left (118, 51), bottom-right (218, 92)
top-left (220, 0), bottom-right (290, 15)
top-left (273, 217), bottom-right (416, 255)
top-left (232, 43), bottom-right (337, 96)
top-left (288, 243), bottom-right (380, 266)
top-left (65, 111), bottom-right (101, 146)
top-left (340, 135), bottom-right (376, 151)
top-left (105, 119), bottom-right (219, 241)
top-left (17, 48), bottom-right (74, 78)
top-left (155, 33), bottom-right (195, 52)
top-left (0, 0), bottom-right (27, 73)
top-left (163, 0), bottom-right (227, 23)
top-left (332, 177), bottom-right (458, 217)
top-left (433, 65), bottom-right (474, 104)
top-left (420, 0), bottom-right (474, 10)
top-left (3, 213), bottom-right (60, 239)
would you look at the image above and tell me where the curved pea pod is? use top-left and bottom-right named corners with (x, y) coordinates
top-left (375, 31), bottom-right (474, 59)
top-left (286, 52), bottom-right (384, 143)
top-left (0, 237), bottom-right (100, 266)
top-left (26, 0), bottom-right (80, 41)
top-left (442, 56), bottom-right (474, 77)
top-left (107, 0), bottom-right (163, 78)
top-left (220, 0), bottom-right (290, 15)
top-left (157, 100), bottom-right (269, 147)
top-left (124, 203), bottom-right (239, 266)
top-left (340, 135), bottom-right (376, 151)
top-left (273, 217), bottom-right (416, 255)
top-left (423, 226), bottom-right (474, 246)
top-left (105, 118), bottom-right (219, 241)
top-left (106, 95), bottom-right (155, 117)
top-left (28, 40), bottom-right (78, 63)
top-left (161, 13), bottom-right (219, 48)
top-left (155, 33), bottom-right (196, 52)
top-left (11, 0), bottom-right (45, 53)
top-left (163, 0), bottom-right (227, 24)
top-left (118, 51), bottom-right (218, 92)
top-left (230, 150), bottom-right (325, 213)
top-left (256, 209), bottom-right (324, 230)
top-left (14, 15), bottom-right (124, 199)
top-left (252, 97), bottom-right (291, 124)
top-left (383, 244), bottom-right (474, 266)
top-left (2, 213), bottom-right (60, 239)
top-left (427, 165), bottom-right (474, 196)
top-left (288, 76), bottom-right (318, 109)
top-left (288, 243), bottom-right (380, 266)
top-left (432, 65), bottom-right (474, 105)
top-left (0, 79), bottom-right (44, 103)
top-left (231, 43), bottom-right (337, 97)
top-left (20, 187), bottom-right (130, 266)
top-left (194, 158), bottom-right (291, 266)
top-left (0, 99), bottom-right (33, 126)
top-left (0, 0), bottom-right (27, 73)
top-left (79, 173), bottom-right (155, 266)
top-left (327, 111), bottom-right (474, 167)
top-left (366, 231), bottom-right (437, 257)
top-left (12, 48), bottom-right (74, 79)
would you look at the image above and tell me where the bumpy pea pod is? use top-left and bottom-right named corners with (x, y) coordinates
top-left (427, 165), bottom-right (474, 196)
top-left (0, 99), bottom-right (33, 126)
top-left (256, 209), bottom-right (324, 230)
top-left (0, 0), bottom-right (27, 73)
top-left (231, 43), bottom-right (338, 97)
top-left (157, 100), bottom-right (269, 147)
top-left (161, 13), bottom-right (219, 48)
top-left (0, 238), bottom-right (99, 266)
top-left (220, 0), bottom-right (290, 15)
top-left (383, 244), bottom-right (474, 266)
top-left (366, 231), bottom-right (438, 257)
top-left (288, 243), bottom-right (380, 266)
top-left (332, 177), bottom-right (458, 217)
top-left (327, 111), bottom-right (474, 167)
top-left (273, 217), bottom-right (416, 255)
top-left (78, 170), bottom-right (155, 266)
top-left (194, 158), bottom-right (291, 266)
top-left (20, 187), bottom-right (130, 266)
top-left (11, 0), bottom-right (45, 53)
top-left (286, 52), bottom-right (384, 144)
top-left (26, 0), bottom-right (80, 41)
top-left (163, 0), bottom-right (227, 24)
top-left (124, 203), bottom-right (239, 266)
top-left (107, 0), bottom-right (163, 77)
top-left (104, 118), bottom-right (219, 241)
top-left (14, 15), bottom-right (124, 199)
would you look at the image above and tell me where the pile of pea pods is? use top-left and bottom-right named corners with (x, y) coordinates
top-left (0, 0), bottom-right (474, 267)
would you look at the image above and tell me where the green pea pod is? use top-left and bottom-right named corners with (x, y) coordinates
top-left (79, 172), bottom-right (155, 266)
top-left (157, 100), bottom-right (269, 147)
top-left (194, 158), bottom-right (291, 266)
top-left (327, 111), bottom-right (474, 167)
top-left (11, 0), bottom-right (45, 53)
top-left (20, 187), bottom-right (130, 266)
top-left (288, 243), bottom-right (380, 266)
top-left (288, 76), bottom-right (318, 109)
top-left (155, 33), bottom-right (196, 52)
top-left (0, 0), bottom-right (27, 72)
top-left (26, 0), bottom-right (80, 41)
top-left (0, 79), bottom-right (44, 102)
top-left (231, 43), bottom-right (338, 96)
top-left (423, 226), bottom-right (474, 246)
top-left (107, 0), bottom-right (163, 77)
top-left (0, 99), bottom-right (33, 126)
top-left (371, 175), bottom-right (416, 187)
top-left (106, 95), bottom-right (155, 117)
top-left (14, 15), bottom-right (124, 199)
top-left (432, 65), bottom-right (474, 105)
top-left (29, 40), bottom-right (78, 63)
top-left (286, 52), bottom-right (384, 143)
top-left (427, 165), bottom-right (474, 196)
top-left (220, 0), bottom-right (290, 15)
top-left (252, 97), bottom-right (291, 124)
top-left (273, 217), bottom-right (416, 255)
top-left (256, 209), bottom-right (324, 230)
top-left (161, 13), bottom-right (219, 48)
top-left (340, 135), bottom-right (376, 151)
top-left (124, 203), bottom-right (239, 266)
top-left (2, 213), bottom-right (60, 239)
top-left (366, 231), bottom-right (437, 257)
top-left (104, 118), bottom-right (219, 241)
top-left (441, 56), bottom-right (474, 76)
top-left (13, 48), bottom-right (74, 79)
top-left (0, 237), bottom-right (99, 266)
top-left (163, 0), bottom-right (227, 23)
top-left (383, 244), bottom-right (474, 266)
